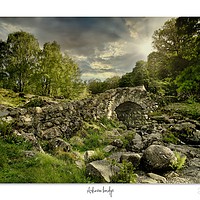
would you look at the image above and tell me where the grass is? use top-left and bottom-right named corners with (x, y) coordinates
top-left (0, 88), bottom-right (25, 107)
top-left (86, 148), bottom-right (106, 162)
top-left (0, 137), bottom-right (89, 183)
top-left (162, 132), bottom-right (180, 145)
top-left (0, 116), bottom-right (119, 183)
top-left (162, 102), bottom-right (200, 120)
top-left (0, 120), bottom-right (13, 138)
top-left (99, 116), bottom-right (123, 130)
top-left (111, 160), bottom-right (137, 183)
top-left (1, 88), bottom-right (194, 183)
top-left (73, 117), bottom-right (123, 152)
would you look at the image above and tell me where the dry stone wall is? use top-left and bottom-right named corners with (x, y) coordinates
top-left (0, 86), bottom-right (157, 148)
top-left (1, 86), bottom-right (200, 183)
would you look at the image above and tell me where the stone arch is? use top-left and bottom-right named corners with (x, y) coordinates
top-left (114, 101), bottom-right (145, 128)
top-left (106, 93), bottom-right (146, 120)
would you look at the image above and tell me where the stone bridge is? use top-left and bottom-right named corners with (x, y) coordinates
top-left (1, 86), bottom-right (158, 150)
top-left (85, 85), bottom-right (157, 127)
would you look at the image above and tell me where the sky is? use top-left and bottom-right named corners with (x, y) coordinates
top-left (0, 17), bottom-right (171, 81)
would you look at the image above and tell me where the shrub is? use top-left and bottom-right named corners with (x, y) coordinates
top-left (175, 64), bottom-right (200, 101)
top-left (69, 136), bottom-right (84, 150)
top-left (171, 151), bottom-right (187, 170)
top-left (122, 130), bottom-right (136, 149)
top-left (111, 160), bottom-right (137, 183)
top-left (83, 129), bottom-right (102, 150)
top-left (24, 98), bottom-right (45, 108)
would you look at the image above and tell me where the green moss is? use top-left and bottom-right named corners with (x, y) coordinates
top-left (163, 132), bottom-right (180, 144)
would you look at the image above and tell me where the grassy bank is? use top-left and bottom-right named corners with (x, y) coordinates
top-left (0, 137), bottom-right (90, 183)
top-left (162, 102), bottom-right (200, 120)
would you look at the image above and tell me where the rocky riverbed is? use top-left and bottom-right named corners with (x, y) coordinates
top-left (0, 90), bottom-right (200, 183)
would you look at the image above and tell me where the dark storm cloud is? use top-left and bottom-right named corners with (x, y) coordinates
top-left (0, 17), bottom-right (170, 80)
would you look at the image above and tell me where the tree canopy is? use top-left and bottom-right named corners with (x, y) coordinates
top-left (1, 18), bottom-right (200, 101)
top-left (114, 17), bottom-right (200, 100)
top-left (0, 31), bottom-right (87, 99)
top-left (87, 76), bottom-right (120, 94)
top-left (119, 60), bottom-right (149, 88)
top-left (147, 17), bottom-right (200, 99)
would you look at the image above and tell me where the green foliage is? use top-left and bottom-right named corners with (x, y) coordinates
top-left (147, 17), bottom-right (200, 100)
top-left (175, 17), bottom-right (200, 61)
top-left (0, 120), bottom-right (13, 138)
top-left (87, 148), bottom-right (106, 162)
top-left (3, 31), bottom-right (40, 92)
top-left (82, 129), bottom-right (103, 151)
top-left (153, 18), bottom-right (179, 55)
top-left (122, 130), bottom-right (136, 148)
top-left (0, 137), bottom-right (89, 183)
top-left (29, 41), bottom-right (62, 96)
top-left (88, 76), bottom-right (120, 94)
top-left (74, 117), bottom-right (123, 152)
top-left (171, 151), bottom-right (187, 171)
top-left (69, 136), bottom-right (85, 150)
top-left (175, 64), bottom-right (200, 100)
top-left (0, 31), bottom-right (87, 100)
top-left (0, 121), bottom-right (33, 149)
top-left (186, 96), bottom-right (198, 104)
top-left (99, 116), bottom-right (121, 130)
top-left (4, 134), bottom-right (33, 151)
top-left (0, 88), bottom-right (25, 107)
top-left (119, 60), bottom-right (149, 88)
top-left (151, 18), bottom-right (193, 77)
top-left (87, 79), bottom-right (106, 94)
top-left (23, 98), bottom-right (45, 108)
top-left (147, 51), bottom-right (171, 80)
top-left (146, 79), bottom-right (165, 95)
top-left (162, 132), bottom-right (180, 144)
top-left (112, 160), bottom-right (137, 183)
top-left (0, 40), bottom-right (8, 88)
top-left (163, 102), bottom-right (200, 120)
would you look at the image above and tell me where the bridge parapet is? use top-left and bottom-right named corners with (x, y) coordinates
top-left (1, 86), bottom-right (158, 142)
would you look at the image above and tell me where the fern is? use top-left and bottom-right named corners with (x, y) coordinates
top-left (171, 151), bottom-right (187, 170)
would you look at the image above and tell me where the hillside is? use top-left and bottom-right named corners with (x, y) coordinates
top-left (0, 88), bottom-right (200, 183)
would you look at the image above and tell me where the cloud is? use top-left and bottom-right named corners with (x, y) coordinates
top-left (124, 19), bottom-right (139, 39)
top-left (96, 40), bottom-right (128, 60)
top-left (68, 53), bottom-right (88, 62)
top-left (81, 71), bottom-right (123, 81)
top-left (0, 17), bottom-right (171, 81)
top-left (90, 61), bottom-right (113, 70)
top-left (0, 22), bottom-right (34, 40)
top-left (124, 17), bottom-right (170, 40)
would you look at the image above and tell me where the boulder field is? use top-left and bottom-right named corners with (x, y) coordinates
top-left (0, 87), bottom-right (200, 183)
